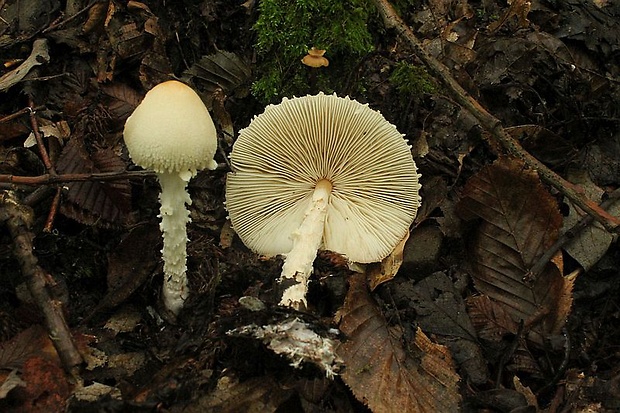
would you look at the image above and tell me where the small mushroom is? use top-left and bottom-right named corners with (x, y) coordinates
top-left (301, 47), bottom-right (329, 68)
top-left (123, 80), bottom-right (218, 316)
top-left (225, 93), bottom-right (420, 308)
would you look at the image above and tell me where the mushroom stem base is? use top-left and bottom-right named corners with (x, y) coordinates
top-left (158, 171), bottom-right (193, 315)
top-left (280, 179), bottom-right (332, 308)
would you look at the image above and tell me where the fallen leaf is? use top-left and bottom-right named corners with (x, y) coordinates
top-left (337, 273), bottom-right (461, 413)
top-left (212, 87), bottom-right (234, 146)
top-left (487, 0), bottom-right (532, 33)
top-left (9, 356), bottom-right (70, 413)
top-left (56, 137), bottom-right (131, 227)
top-left (367, 231), bottom-right (408, 291)
top-left (72, 382), bottom-right (122, 403)
top-left (408, 272), bottom-right (489, 384)
top-left (563, 169), bottom-right (620, 271)
top-left (83, 223), bottom-right (160, 320)
top-left (81, 1), bottom-right (109, 34)
top-left (186, 374), bottom-right (293, 413)
top-left (100, 82), bottom-right (142, 121)
top-left (181, 50), bottom-right (252, 109)
top-left (103, 305), bottom-right (143, 335)
top-left (0, 326), bottom-right (60, 371)
top-left (457, 156), bottom-right (572, 344)
top-left (467, 294), bottom-right (520, 343)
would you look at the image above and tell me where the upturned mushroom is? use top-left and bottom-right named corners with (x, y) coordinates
top-left (301, 47), bottom-right (329, 68)
top-left (225, 93), bottom-right (420, 308)
top-left (123, 80), bottom-right (218, 316)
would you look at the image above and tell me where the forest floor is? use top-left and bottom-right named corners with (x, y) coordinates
top-left (1, 1), bottom-right (620, 412)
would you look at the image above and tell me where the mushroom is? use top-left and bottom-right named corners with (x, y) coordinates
top-left (301, 47), bottom-right (329, 68)
top-left (225, 93), bottom-right (420, 308)
top-left (123, 80), bottom-right (218, 316)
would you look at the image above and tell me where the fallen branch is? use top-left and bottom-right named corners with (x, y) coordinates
top-left (0, 191), bottom-right (83, 376)
top-left (372, 0), bottom-right (620, 232)
top-left (0, 170), bottom-right (155, 188)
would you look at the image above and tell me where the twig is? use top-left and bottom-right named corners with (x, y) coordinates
top-left (372, 0), bottom-right (620, 232)
top-left (44, 187), bottom-right (62, 232)
top-left (27, 99), bottom-right (62, 229)
top-left (0, 105), bottom-right (46, 123)
top-left (0, 191), bottom-right (83, 376)
top-left (41, 0), bottom-right (99, 34)
top-left (28, 99), bottom-right (56, 174)
top-left (0, 170), bottom-right (155, 188)
top-left (527, 188), bottom-right (620, 280)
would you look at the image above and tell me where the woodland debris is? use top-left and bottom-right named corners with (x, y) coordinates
top-left (0, 192), bottom-right (82, 376)
top-left (372, 0), bottom-right (620, 233)
top-left (0, 39), bottom-right (50, 91)
top-left (337, 273), bottom-right (461, 413)
top-left (229, 318), bottom-right (342, 378)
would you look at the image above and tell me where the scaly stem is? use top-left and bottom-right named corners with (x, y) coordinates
top-left (280, 179), bottom-right (332, 308)
top-left (157, 172), bottom-right (192, 315)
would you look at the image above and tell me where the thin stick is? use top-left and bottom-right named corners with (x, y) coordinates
top-left (43, 187), bottom-right (62, 232)
top-left (28, 99), bottom-right (56, 174)
top-left (0, 105), bottom-right (46, 123)
top-left (0, 170), bottom-right (155, 187)
top-left (0, 192), bottom-right (83, 376)
top-left (372, 0), bottom-right (620, 232)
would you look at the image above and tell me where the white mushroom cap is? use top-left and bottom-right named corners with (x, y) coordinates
top-left (122, 80), bottom-right (218, 316)
top-left (226, 92), bottom-right (421, 264)
top-left (123, 80), bottom-right (218, 177)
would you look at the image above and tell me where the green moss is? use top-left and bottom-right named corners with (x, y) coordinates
top-left (389, 61), bottom-right (437, 97)
top-left (252, 0), bottom-right (374, 103)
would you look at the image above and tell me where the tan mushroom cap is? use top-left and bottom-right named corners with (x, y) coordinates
top-left (226, 93), bottom-right (421, 263)
top-left (123, 80), bottom-right (218, 176)
top-left (301, 47), bottom-right (329, 68)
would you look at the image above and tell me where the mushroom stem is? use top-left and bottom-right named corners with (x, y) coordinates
top-left (280, 179), bottom-right (332, 308)
top-left (157, 171), bottom-right (193, 315)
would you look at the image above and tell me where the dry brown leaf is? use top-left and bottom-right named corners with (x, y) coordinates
top-left (139, 50), bottom-right (173, 89)
top-left (457, 157), bottom-right (572, 344)
top-left (212, 87), bottom-right (234, 145)
top-left (100, 83), bottom-right (142, 121)
top-left (9, 356), bottom-right (70, 412)
top-left (513, 375), bottom-right (539, 410)
top-left (367, 231), bottom-right (408, 291)
top-left (408, 272), bottom-right (489, 384)
top-left (186, 375), bottom-right (293, 413)
top-left (82, 1), bottom-right (109, 34)
top-left (337, 273), bottom-right (461, 413)
top-left (82, 223), bottom-right (160, 320)
top-left (0, 326), bottom-right (60, 371)
top-left (562, 170), bottom-right (620, 271)
top-left (219, 220), bottom-right (235, 249)
top-left (56, 138), bottom-right (131, 227)
top-left (487, 0), bottom-right (532, 33)
top-left (505, 125), bottom-right (576, 168)
top-left (466, 295), bottom-right (520, 342)
top-left (182, 50), bottom-right (252, 108)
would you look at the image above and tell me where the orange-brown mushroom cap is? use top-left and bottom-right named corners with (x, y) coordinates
top-left (301, 47), bottom-right (329, 68)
